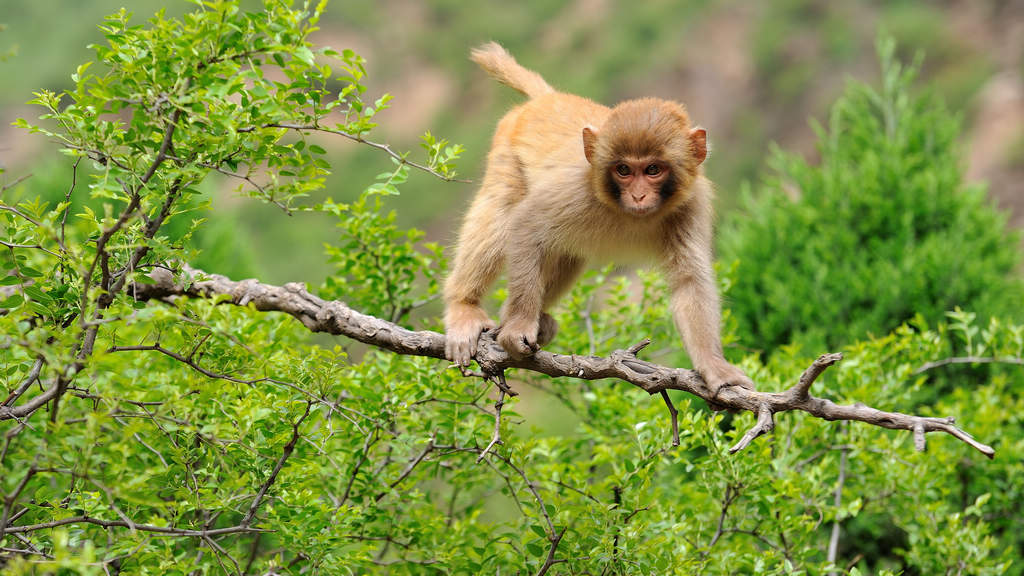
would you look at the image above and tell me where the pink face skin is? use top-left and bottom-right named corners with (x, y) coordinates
top-left (609, 158), bottom-right (670, 216)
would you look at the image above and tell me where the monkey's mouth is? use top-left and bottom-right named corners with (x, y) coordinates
top-left (622, 203), bottom-right (659, 216)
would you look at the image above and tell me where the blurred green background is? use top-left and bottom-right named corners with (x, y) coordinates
top-left (1, 0), bottom-right (1021, 287)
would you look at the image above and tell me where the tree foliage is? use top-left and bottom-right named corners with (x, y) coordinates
top-left (721, 38), bottom-right (1023, 355)
top-left (0, 3), bottom-right (1021, 575)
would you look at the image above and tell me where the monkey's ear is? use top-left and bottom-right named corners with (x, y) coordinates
top-left (582, 126), bottom-right (599, 164)
top-left (689, 128), bottom-right (707, 165)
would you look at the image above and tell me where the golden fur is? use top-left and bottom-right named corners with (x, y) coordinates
top-left (444, 42), bottom-right (752, 394)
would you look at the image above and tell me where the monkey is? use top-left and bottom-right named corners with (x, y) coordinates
top-left (443, 42), bottom-right (754, 396)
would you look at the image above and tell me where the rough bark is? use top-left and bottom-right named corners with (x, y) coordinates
top-left (133, 266), bottom-right (995, 458)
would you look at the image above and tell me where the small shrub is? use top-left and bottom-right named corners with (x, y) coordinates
top-left (721, 38), bottom-right (1022, 355)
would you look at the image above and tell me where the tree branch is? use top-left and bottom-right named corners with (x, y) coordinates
top-left (3, 516), bottom-right (267, 537)
top-left (131, 266), bottom-right (996, 458)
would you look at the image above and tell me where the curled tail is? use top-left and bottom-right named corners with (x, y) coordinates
top-left (470, 42), bottom-right (555, 99)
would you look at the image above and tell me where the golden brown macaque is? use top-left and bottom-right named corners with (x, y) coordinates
top-left (443, 42), bottom-right (754, 395)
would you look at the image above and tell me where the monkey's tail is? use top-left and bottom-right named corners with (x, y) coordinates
top-left (470, 42), bottom-right (555, 99)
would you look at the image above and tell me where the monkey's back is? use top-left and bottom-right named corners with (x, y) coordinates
top-left (479, 92), bottom-right (610, 225)
top-left (503, 93), bottom-right (609, 169)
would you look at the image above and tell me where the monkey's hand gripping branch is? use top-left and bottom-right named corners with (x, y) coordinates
top-left (133, 267), bottom-right (995, 458)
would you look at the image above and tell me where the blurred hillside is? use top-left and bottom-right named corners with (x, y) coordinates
top-left (1, 0), bottom-right (1022, 286)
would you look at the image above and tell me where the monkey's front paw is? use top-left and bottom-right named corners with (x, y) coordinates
top-left (497, 318), bottom-right (540, 360)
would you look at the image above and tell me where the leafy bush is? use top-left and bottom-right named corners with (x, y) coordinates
top-left (721, 38), bottom-right (1023, 355)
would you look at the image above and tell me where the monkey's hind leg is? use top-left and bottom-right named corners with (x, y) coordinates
top-left (499, 251), bottom-right (583, 357)
top-left (536, 313), bottom-right (558, 348)
top-left (535, 253), bottom-right (584, 348)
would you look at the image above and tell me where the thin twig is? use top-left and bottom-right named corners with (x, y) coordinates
top-left (241, 402), bottom-right (312, 527)
top-left (0, 240), bottom-right (60, 257)
top-left (1, 357), bottom-right (43, 408)
top-left (0, 203), bottom-right (42, 227)
top-left (106, 343), bottom-right (368, 431)
top-left (374, 434), bottom-right (436, 502)
top-left (913, 355), bottom-right (1024, 375)
top-left (0, 173), bottom-right (32, 195)
top-left (826, 428), bottom-right (848, 576)
top-left (59, 158), bottom-right (80, 249)
top-left (660, 390), bottom-right (680, 447)
top-left (4, 516), bottom-right (267, 536)
top-left (703, 484), bottom-right (740, 558)
top-left (237, 122), bottom-right (470, 183)
top-left (477, 388), bottom-right (507, 462)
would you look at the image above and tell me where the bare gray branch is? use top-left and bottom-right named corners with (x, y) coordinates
top-left (132, 266), bottom-right (996, 458)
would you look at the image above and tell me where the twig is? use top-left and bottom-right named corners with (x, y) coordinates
top-left (4, 516), bottom-right (267, 536)
top-left (374, 434), bottom-right (436, 502)
top-left (237, 122), bottom-right (470, 183)
top-left (105, 343), bottom-right (368, 431)
top-left (0, 203), bottom-right (42, 227)
top-left (536, 526), bottom-right (567, 576)
top-left (60, 158), bottom-right (80, 249)
top-left (792, 353), bottom-right (843, 399)
top-left (339, 430), bottom-right (380, 505)
top-left (913, 355), bottom-right (1024, 375)
top-left (826, 429), bottom-right (848, 576)
top-left (1, 465), bottom-right (38, 542)
top-left (660, 391), bottom-right (680, 447)
top-left (477, 388), bottom-right (507, 463)
top-left (702, 484), bottom-right (740, 559)
top-left (0, 382), bottom-right (60, 421)
top-left (1, 357), bottom-right (43, 408)
top-left (551, 480), bottom-right (600, 505)
top-left (0, 173), bottom-right (32, 195)
top-left (240, 402), bottom-right (312, 527)
top-left (0, 240), bottom-right (60, 258)
top-left (728, 403), bottom-right (774, 454)
top-left (436, 444), bottom-right (557, 539)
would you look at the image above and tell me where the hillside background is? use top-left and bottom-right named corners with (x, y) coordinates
top-left (1, 0), bottom-right (1021, 286)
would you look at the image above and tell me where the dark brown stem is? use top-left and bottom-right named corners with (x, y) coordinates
top-left (240, 403), bottom-right (311, 527)
top-left (374, 435), bottom-right (436, 503)
top-left (535, 526), bottom-right (567, 576)
top-left (4, 516), bottom-right (267, 536)
top-left (660, 390), bottom-right (680, 447)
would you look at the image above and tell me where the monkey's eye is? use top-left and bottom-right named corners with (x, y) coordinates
top-left (644, 164), bottom-right (661, 176)
top-left (615, 164), bottom-right (632, 177)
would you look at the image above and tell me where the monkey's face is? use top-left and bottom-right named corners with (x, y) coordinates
top-left (583, 98), bottom-right (707, 217)
top-left (605, 158), bottom-right (673, 216)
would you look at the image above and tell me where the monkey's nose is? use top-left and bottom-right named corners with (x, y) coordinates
top-left (631, 194), bottom-right (647, 202)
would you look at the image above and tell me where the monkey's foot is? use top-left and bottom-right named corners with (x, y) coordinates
top-left (497, 317), bottom-right (541, 360)
top-left (536, 313), bottom-right (559, 347)
top-left (701, 361), bottom-right (755, 410)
